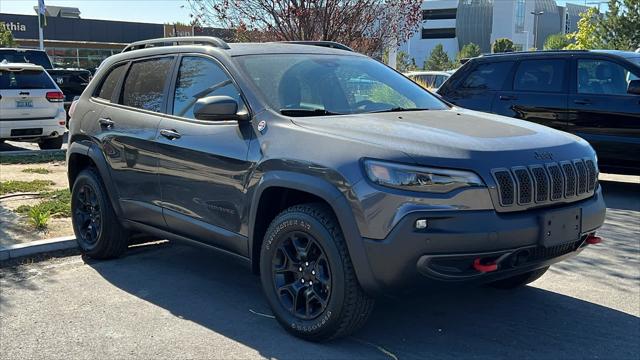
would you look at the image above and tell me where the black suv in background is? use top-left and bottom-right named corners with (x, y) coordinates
top-left (68, 37), bottom-right (606, 341)
top-left (438, 50), bottom-right (640, 175)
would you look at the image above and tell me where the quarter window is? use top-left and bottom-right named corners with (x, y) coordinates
top-left (513, 60), bottom-right (565, 93)
top-left (577, 59), bottom-right (637, 95)
top-left (121, 57), bottom-right (173, 112)
top-left (172, 56), bottom-right (243, 119)
top-left (461, 62), bottom-right (514, 90)
top-left (96, 64), bottom-right (125, 101)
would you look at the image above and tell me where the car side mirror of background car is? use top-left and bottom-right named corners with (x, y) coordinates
top-left (193, 95), bottom-right (249, 121)
top-left (628, 80), bottom-right (640, 95)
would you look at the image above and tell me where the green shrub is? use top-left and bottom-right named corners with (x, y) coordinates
top-left (0, 180), bottom-right (55, 195)
top-left (28, 207), bottom-right (51, 230)
top-left (15, 189), bottom-right (71, 218)
top-left (22, 168), bottom-right (51, 174)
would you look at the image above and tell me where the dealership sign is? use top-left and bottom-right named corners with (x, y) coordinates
top-left (0, 21), bottom-right (28, 33)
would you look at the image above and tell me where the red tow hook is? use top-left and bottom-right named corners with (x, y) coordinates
top-left (473, 258), bottom-right (498, 273)
top-left (586, 234), bottom-right (603, 245)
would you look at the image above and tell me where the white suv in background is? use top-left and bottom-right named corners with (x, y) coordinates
top-left (0, 62), bottom-right (67, 149)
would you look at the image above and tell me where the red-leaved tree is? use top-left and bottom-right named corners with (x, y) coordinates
top-left (187, 0), bottom-right (422, 56)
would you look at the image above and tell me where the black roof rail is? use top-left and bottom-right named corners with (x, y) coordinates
top-left (279, 41), bottom-right (354, 52)
top-left (480, 49), bottom-right (590, 57)
top-left (122, 36), bottom-right (230, 53)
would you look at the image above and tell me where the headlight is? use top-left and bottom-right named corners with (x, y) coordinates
top-left (364, 159), bottom-right (484, 193)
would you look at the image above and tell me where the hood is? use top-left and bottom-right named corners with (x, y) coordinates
top-left (291, 108), bottom-right (594, 168)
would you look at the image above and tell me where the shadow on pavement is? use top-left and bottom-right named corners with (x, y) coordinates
top-left (0, 133), bottom-right (68, 152)
top-left (89, 241), bottom-right (639, 359)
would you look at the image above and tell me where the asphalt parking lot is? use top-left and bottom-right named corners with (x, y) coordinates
top-left (1, 179), bottom-right (638, 359)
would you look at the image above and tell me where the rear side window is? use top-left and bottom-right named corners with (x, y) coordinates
top-left (96, 64), bottom-right (125, 101)
top-left (0, 70), bottom-right (55, 89)
top-left (460, 62), bottom-right (514, 90)
top-left (121, 57), bottom-right (173, 112)
top-left (513, 59), bottom-right (565, 93)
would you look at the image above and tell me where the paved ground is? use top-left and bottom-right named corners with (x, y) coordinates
top-left (1, 179), bottom-right (638, 359)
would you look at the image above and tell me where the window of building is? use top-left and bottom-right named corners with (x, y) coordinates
top-left (172, 56), bottom-right (244, 119)
top-left (422, 8), bottom-right (457, 20)
top-left (461, 62), bottom-right (515, 90)
top-left (121, 57), bottom-right (174, 112)
top-left (514, 60), bottom-right (565, 93)
top-left (46, 47), bottom-right (120, 71)
top-left (95, 64), bottom-right (126, 101)
top-left (577, 59), bottom-right (638, 95)
top-left (515, 0), bottom-right (526, 33)
top-left (421, 28), bottom-right (456, 39)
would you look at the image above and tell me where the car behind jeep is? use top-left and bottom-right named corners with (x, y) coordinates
top-left (67, 37), bottom-right (606, 341)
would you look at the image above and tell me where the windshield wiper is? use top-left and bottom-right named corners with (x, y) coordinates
top-left (366, 107), bottom-right (430, 114)
top-left (280, 108), bottom-right (345, 117)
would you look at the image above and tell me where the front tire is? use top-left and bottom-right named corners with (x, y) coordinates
top-left (71, 168), bottom-right (128, 259)
top-left (38, 136), bottom-right (64, 150)
top-left (260, 203), bottom-right (374, 341)
top-left (488, 266), bottom-right (549, 289)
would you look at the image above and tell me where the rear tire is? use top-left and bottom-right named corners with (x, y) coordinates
top-left (38, 136), bottom-right (64, 150)
top-left (71, 168), bottom-right (128, 259)
top-left (488, 266), bottom-right (549, 289)
top-left (260, 203), bottom-right (375, 342)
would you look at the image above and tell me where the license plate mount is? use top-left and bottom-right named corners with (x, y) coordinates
top-left (540, 207), bottom-right (581, 247)
top-left (16, 99), bottom-right (33, 108)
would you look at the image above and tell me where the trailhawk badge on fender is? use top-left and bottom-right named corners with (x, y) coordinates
top-left (257, 120), bottom-right (267, 132)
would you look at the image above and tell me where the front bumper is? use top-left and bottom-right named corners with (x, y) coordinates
top-left (360, 187), bottom-right (606, 293)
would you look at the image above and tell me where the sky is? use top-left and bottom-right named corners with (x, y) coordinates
top-left (0, 0), bottom-right (194, 24)
top-left (0, 0), bottom-right (603, 25)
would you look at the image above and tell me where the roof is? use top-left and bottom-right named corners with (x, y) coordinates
top-left (223, 42), bottom-right (360, 56)
top-left (0, 62), bottom-right (45, 71)
top-left (471, 50), bottom-right (640, 63)
top-left (404, 71), bottom-right (451, 76)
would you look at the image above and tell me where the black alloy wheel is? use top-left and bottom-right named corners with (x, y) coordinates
top-left (272, 231), bottom-right (332, 320)
top-left (73, 183), bottom-right (102, 245)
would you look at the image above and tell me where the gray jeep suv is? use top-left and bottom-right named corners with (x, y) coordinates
top-left (67, 37), bottom-right (606, 341)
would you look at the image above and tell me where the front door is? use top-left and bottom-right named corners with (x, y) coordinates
top-left (492, 58), bottom-right (569, 130)
top-left (156, 55), bottom-right (253, 256)
top-left (440, 61), bottom-right (514, 112)
top-left (568, 58), bottom-right (640, 173)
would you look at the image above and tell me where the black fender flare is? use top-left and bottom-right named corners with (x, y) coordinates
top-left (248, 171), bottom-right (380, 294)
top-left (67, 140), bottom-right (124, 218)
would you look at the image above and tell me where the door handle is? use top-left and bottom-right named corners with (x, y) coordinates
top-left (573, 99), bottom-right (591, 105)
top-left (160, 129), bottom-right (181, 140)
top-left (499, 95), bottom-right (517, 101)
top-left (98, 117), bottom-right (114, 128)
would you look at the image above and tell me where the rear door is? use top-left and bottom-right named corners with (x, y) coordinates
top-left (155, 54), bottom-right (253, 255)
top-left (492, 58), bottom-right (569, 130)
top-left (96, 56), bottom-right (175, 228)
top-left (568, 57), bottom-right (640, 173)
top-left (438, 60), bottom-right (514, 112)
top-left (0, 68), bottom-right (59, 121)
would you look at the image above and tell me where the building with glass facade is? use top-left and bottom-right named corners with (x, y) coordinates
top-left (0, 8), bottom-right (231, 71)
top-left (402, 0), bottom-right (590, 65)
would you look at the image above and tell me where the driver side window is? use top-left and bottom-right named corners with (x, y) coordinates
top-left (577, 59), bottom-right (636, 95)
top-left (173, 56), bottom-right (244, 119)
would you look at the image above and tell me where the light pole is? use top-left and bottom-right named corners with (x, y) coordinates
top-left (531, 11), bottom-right (544, 50)
top-left (523, 30), bottom-right (529, 51)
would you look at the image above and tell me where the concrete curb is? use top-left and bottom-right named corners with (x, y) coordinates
top-left (0, 236), bottom-right (77, 262)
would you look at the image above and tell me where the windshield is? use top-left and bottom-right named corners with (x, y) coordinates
top-left (235, 54), bottom-right (448, 116)
top-left (0, 50), bottom-right (52, 68)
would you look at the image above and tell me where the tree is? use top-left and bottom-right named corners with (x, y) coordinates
top-left (0, 25), bottom-right (16, 47)
top-left (424, 44), bottom-right (454, 71)
top-left (187, 0), bottom-right (423, 56)
top-left (544, 33), bottom-right (572, 50)
top-left (382, 50), bottom-right (417, 72)
top-left (456, 43), bottom-right (481, 63)
top-left (492, 38), bottom-right (514, 53)
top-left (566, 1), bottom-right (639, 50)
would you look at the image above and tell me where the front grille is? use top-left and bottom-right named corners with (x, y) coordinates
top-left (492, 158), bottom-right (596, 210)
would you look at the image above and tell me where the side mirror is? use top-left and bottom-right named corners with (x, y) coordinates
top-left (193, 95), bottom-right (249, 121)
top-left (628, 79), bottom-right (640, 95)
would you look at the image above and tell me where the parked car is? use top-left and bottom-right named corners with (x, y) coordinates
top-left (67, 37), bottom-right (606, 341)
top-left (0, 62), bottom-right (67, 149)
top-left (404, 70), bottom-right (451, 90)
top-left (438, 50), bottom-right (640, 175)
top-left (0, 48), bottom-right (92, 124)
